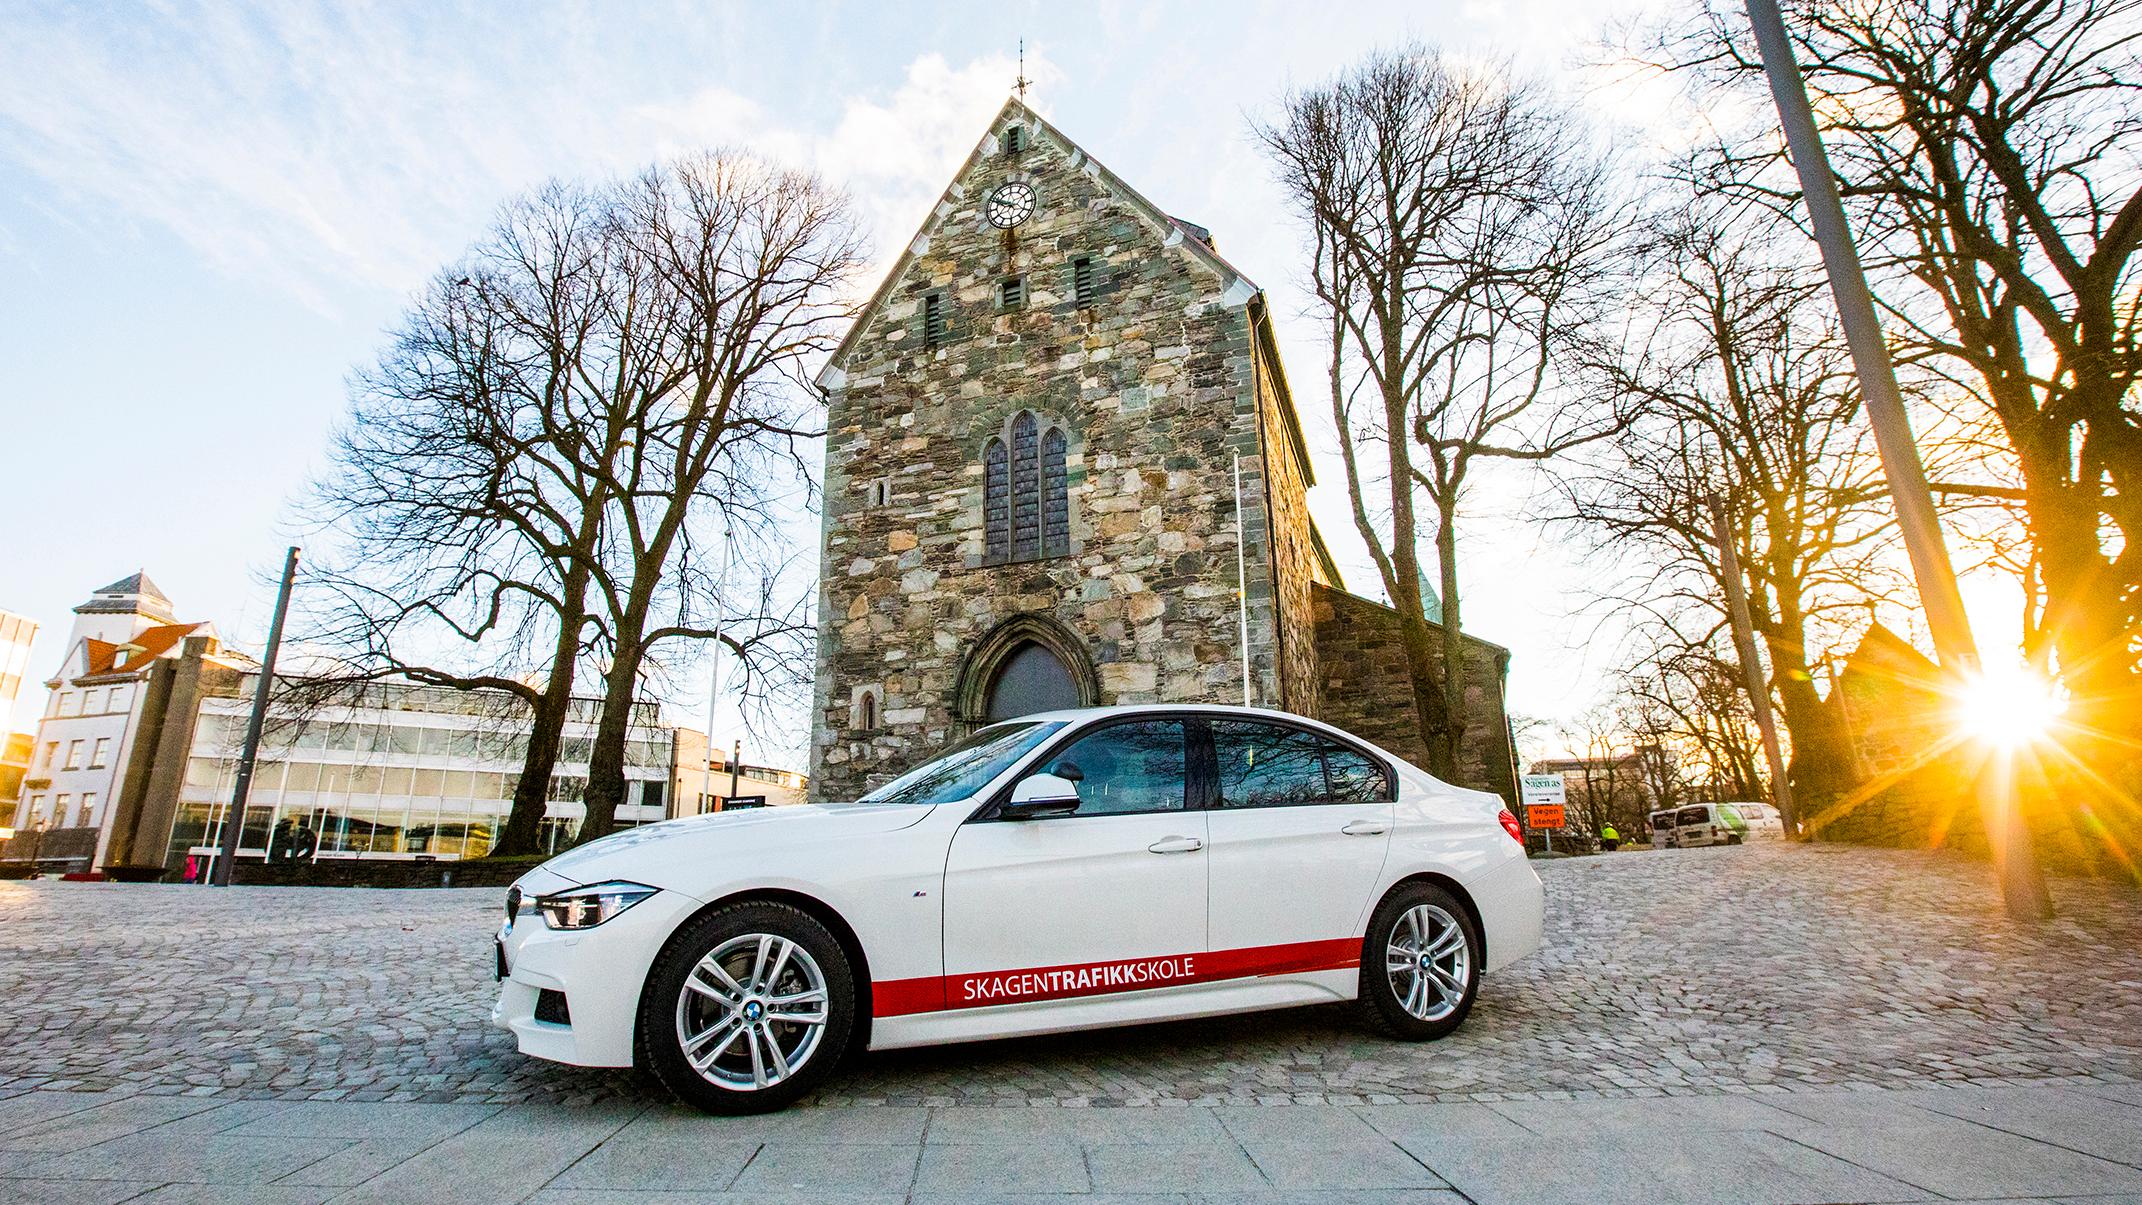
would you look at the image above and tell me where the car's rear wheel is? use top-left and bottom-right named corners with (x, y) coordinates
top-left (1356, 882), bottom-right (1480, 1040)
top-left (637, 901), bottom-right (855, 1114)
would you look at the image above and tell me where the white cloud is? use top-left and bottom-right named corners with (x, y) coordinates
top-left (0, 6), bottom-right (1048, 313)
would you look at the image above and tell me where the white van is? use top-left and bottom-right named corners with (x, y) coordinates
top-left (1648, 803), bottom-right (1748, 849)
top-left (1721, 801), bottom-right (1784, 839)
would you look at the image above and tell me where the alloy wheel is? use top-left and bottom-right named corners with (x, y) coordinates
top-left (673, 932), bottom-right (830, 1092)
top-left (1385, 903), bottom-right (1471, 1021)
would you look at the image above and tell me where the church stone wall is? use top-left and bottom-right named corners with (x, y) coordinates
top-left (1311, 584), bottom-right (1517, 803)
top-left (809, 111), bottom-right (1276, 801)
top-left (1251, 322), bottom-right (1326, 719)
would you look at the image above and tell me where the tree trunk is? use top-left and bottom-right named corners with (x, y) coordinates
top-left (575, 629), bottom-right (646, 847)
top-left (492, 598), bottom-right (586, 856)
top-left (1434, 497), bottom-right (1469, 779)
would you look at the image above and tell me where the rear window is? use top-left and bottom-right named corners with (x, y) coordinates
top-left (1212, 721), bottom-right (1328, 807)
top-left (1323, 743), bottom-right (1394, 803)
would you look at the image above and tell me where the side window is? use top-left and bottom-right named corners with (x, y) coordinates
top-left (1677, 806), bottom-right (1708, 826)
top-left (1212, 721), bottom-right (1327, 808)
top-left (1036, 719), bottom-right (1185, 815)
top-left (1322, 742), bottom-right (1392, 803)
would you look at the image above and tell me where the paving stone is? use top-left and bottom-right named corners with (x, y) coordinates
top-left (220, 1100), bottom-right (497, 1141)
top-left (926, 1105), bottom-right (1230, 1145)
top-left (1784, 1119), bottom-right (2142, 1200)
top-left (131, 1186), bottom-right (335, 1204)
top-left (1214, 1104), bottom-right (1387, 1146)
top-left (7, 1132), bottom-right (348, 1185)
top-left (913, 1141), bottom-right (1090, 1194)
top-left (1883, 1085), bottom-right (2142, 1166)
top-left (1087, 1142), bottom-right (1268, 1193)
top-left (546, 1136), bottom-right (759, 1191)
top-left (325, 1101), bottom-right (640, 1204)
top-left (1485, 1093), bottom-right (1810, 1134)
top-left (618, 1103), bottom-right (929, 1144)
top-left (1239, 1139), bottom-right (1447, 1190)
top-left (1402, 1129), bottom-right (1934, 1204)
top-left (726, 1140), bottom-right (920, 1194)
top-left (0, 1179), bottom-right (163, 1204)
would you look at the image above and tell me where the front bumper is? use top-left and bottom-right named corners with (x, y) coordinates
top-left (490, 874), bottom-right (705, 1068)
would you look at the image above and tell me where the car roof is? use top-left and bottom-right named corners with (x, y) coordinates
top-left (996, 703), bottom-right (1345, 726)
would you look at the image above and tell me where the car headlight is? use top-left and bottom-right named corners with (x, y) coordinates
top-left (534, 881), bottom-right (657, 930)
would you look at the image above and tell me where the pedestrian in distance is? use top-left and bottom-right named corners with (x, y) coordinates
top-left (1600, 823), bottom-right (1620, 852)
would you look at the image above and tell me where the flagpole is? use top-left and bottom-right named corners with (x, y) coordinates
top-left (1234, 455), bottom-right (1252, 708)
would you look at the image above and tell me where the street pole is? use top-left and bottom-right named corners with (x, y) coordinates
top-left (212, 546), bottom-right (299, 887)
top-left (1709, 494), bottom-right (1798, 838)
top-left (1745, 0), bottom-right (2051, 919)
top-left (729, 739), bottom-right (742, 801)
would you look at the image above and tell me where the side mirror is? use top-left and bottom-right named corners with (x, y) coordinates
top-left (1001, 773), bottom-right (1080, 821)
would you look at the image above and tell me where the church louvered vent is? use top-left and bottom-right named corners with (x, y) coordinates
top-left (1072, 257), bottom-right (1096, 305)
top-left (923, 292), bottom-right (947, 349)
top-left (1000, 276), bottom-right (1024, 308)
top-left (1002, 126), bottom-right (1024, 154)
top-left (984, 410), bottom-right (1071, 564)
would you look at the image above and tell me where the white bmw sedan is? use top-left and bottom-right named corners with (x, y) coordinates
top-left (493, 705), bottom-right (1543, 1113)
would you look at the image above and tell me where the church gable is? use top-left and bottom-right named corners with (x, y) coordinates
top-left (819, 99), bottom-right (1252, 395)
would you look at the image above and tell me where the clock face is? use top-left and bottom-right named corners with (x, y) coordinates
top-left (986, 182), bottom-right (1036, 229)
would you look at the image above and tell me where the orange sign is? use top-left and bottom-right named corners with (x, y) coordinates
top-left (1525, 804), bottom-right (1566, 830)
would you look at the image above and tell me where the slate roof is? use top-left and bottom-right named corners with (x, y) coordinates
top-left (75, 570), bottom-right (176, 619)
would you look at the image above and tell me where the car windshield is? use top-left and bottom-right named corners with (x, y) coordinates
top-left (852, 721), bottom-right (1065, 807)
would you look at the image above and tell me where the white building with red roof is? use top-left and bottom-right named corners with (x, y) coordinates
top-left (13, 573), bottom-right (246, 866)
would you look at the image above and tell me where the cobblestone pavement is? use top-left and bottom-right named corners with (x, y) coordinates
top-left (0, 842), bottom-right (2136, 1109)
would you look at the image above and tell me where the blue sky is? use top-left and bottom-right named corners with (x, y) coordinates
top-left (1, 0), bottom-right (1711, 760)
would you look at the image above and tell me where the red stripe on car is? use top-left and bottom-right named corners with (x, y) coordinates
top-left (872, 937), bottom-right (1361, 1017)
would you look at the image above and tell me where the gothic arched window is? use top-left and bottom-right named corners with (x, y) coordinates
top-left (983, 410), bottom-right (1071, 564)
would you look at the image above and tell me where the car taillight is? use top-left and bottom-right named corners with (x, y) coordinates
top-left (1498, 809), bottom-right (1524, 844)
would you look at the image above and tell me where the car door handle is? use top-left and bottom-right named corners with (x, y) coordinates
top-left (1147, 836), bottom-right (1204, 854)
top-left (1341, 820), bottom-right (1390, 836)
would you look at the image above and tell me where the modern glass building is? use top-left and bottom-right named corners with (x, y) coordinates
top-left (163, 675), bottom-right (675, 873)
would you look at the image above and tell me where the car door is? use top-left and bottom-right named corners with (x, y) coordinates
top-left (941, 717), bottom-right (1208, 1009)
top-left (1203, 718), bottom-right (1393, 976)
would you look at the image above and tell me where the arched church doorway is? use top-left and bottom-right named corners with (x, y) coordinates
top-left (953, 613), bottom-right (1099, 727)
top-left (985, 642), bottom-right (1082, 721)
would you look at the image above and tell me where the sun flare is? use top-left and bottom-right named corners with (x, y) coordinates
top-left (1954, 664), bottom-right (2068, 749)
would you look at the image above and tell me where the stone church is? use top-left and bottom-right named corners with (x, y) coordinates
top-left (809, 99), bottom-right (1516, 803)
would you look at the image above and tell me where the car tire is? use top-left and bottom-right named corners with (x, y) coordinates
top-left (1355, 882), bottom-right (1482, 1041)
top-left (637, 901), bottom-right (856, 1114)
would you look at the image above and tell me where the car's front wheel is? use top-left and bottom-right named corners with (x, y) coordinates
top-left (1356, 883), bottom-right (1481, 1040)
top-left (637, 901), bottom-right (856, 1114)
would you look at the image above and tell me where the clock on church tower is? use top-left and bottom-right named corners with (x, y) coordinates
top-left (985, 182), bottom-right (1035, 228)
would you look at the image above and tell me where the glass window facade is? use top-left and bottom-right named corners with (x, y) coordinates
top-left (167, 677), bottom-right (675, 870)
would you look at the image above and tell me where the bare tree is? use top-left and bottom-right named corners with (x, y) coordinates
top-left (1655, 0), bottom-right (2142, 765)
top-left (1621, 643), bottom-right (1769, 806)
top-left (573, 153), bottom-right (863, 844)
top-left (1258, 45), bottom-right (1629, 780)
top-left (300, 181), bottom-right (629, 857)
top-left (1559, 194), bottom-right (1910, 806)
top-left (301, 153), bottom-right (859, 854)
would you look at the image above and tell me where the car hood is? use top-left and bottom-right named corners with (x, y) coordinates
top-left (531, 802), bottom-right (936, 893)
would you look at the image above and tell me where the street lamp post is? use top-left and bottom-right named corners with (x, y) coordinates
top-left (211, 546), bottom-right (299, 887)
top-left (1743, 0), bottom-right (2052, 919)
